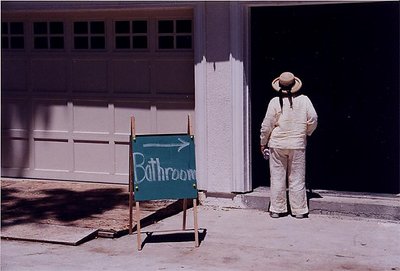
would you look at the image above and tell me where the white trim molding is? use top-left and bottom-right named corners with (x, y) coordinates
top-left (230, 2), bottom-right (251, 192)
top-left (194, 2), bottom-right (208, 191)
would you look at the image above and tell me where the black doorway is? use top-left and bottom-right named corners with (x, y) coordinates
top-left (250, 2), bottom-right (399, 193)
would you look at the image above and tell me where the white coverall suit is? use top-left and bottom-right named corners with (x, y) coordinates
top-left (260, 94), bottom-right (318, 215)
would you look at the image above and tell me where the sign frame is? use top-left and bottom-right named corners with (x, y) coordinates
top-left (128, 115), bottom-right (199, 250)
top-left (132, 134), bottom-right (197, 201)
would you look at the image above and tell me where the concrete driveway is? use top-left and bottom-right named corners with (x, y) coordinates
top-left (2, 206), bottom-right (400, 271)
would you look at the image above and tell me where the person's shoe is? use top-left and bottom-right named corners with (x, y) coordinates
top-left (270, 212), bottom-right (280, 218)
top-left (294, 213), bottom-right (308, 219)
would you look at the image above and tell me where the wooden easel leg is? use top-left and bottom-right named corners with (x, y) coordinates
top-left (136, 201), bottom-right (142, 251)
top-left (129, 181), bottom-right (133, 234)
top-left (193, 199), bottom-right (199, 247)
top-left (182, 199), bottom-right (187, 230)
top-left (129, 116), bottom-right (135, 235)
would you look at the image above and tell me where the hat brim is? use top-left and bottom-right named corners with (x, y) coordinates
top-left (272, 76), bottom-right (302, 93)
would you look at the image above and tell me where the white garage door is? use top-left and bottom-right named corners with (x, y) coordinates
top-left (1, 8), bottom-right (195, 184)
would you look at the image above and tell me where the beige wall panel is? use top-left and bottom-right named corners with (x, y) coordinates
top-left (33, 100), bottom-right (69, 132)
top-left (34, 140), bottom-right (70, 171)
top-left (73, 142), bottom-right (111, 174)
top-left (114, 103), bottom-right (152, 135)
top-left (112, 60), bottom-right (150, 94)
top-left (1, 138), bottom-right (29, 169)
top-left (1, 58), bottom-right (27, 91)
top-left (156, 103), bottom-right (195, 134)
top-left (115, 143), bottom-right (129, 176)
top-left (153, 60), bottom-right (194, 94)
top-left (72, 60), bottom-right (108, 92)
top-left (31, 59), bottom-right (67, 92)
top-left (73, 102), bottom-right (109, 133)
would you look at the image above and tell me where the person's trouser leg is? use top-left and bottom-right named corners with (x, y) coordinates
top-left (269, 148), bottom-right (288, 214)
top-left (287, 149), bottom-right (308, 215)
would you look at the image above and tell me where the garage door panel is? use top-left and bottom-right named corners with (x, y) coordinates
top-left (33, 100), bottom-right (69, 132)
top-left (72, 60), bottom-right (108, 93)
top-left (1, 58), bottom-right (27, 91)
top-left (156, 103), bottom-right (195, 134)
top-left (1, 98), bottom-right (29, 131)
top-left (153, 60), bottom-right (194, 94)
top-left (114, 102), bottom-right (152, 135)
top-left (31, 59), bottom-right (67, 92)
top-left (115, 142), bottom-right (129, 176)
top-left (2, 10), bottom-right (195, 184)
top-left (1, 138), bottom-right (30, 169)
top-left (33, 131), bottom-right (69, 141)
top-left (73, 102), bottom-right (109, 133)
top-left (34, 140), bottom-right (71, 171)
top-left (112, 60), bottom-right (150, 94)
top-left (73, 141), bottom-right (112, 174)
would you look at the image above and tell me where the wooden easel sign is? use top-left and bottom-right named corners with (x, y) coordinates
top-left (128, 116), bottom-right (199, 251)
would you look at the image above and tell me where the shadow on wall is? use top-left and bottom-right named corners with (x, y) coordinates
top-left (251, 2), bottom-right (400, 193)
top-left (1, 99), bottom-right (52, 177)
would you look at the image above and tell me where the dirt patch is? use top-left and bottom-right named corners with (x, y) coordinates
top-left (1, 178), bottom-right (183, 235)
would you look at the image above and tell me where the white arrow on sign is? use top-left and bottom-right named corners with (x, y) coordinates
top-left (143, 138), bottom-right (190, 152)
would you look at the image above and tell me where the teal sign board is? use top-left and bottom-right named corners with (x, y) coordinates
top-left (132, 134), bottom-right (198, 201)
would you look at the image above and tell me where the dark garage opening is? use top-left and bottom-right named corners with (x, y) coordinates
top-left (250, 2), bottom-right (399, 194)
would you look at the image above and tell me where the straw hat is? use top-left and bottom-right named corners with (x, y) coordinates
top-left (272, 72), bottom-right (302, 93)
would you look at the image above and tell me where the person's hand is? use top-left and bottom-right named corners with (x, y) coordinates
top-left (262, 146), bottom-right (270, 160)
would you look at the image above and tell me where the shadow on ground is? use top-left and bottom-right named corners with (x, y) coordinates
top-left (141, 229), bottom-right (208, 249)
top-left (1, 186), bottom-right (128, 228)
top-left (1, 180), bottom-right (186, 234)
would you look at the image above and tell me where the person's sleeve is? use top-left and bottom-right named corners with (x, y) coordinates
top-left (306, 97), bottom-right (318, 136)
top-left (260, 99), bottom-right (277, 146)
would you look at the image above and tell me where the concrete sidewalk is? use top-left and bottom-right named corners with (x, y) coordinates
top-left (2, 206), bottom-right (400, 271)
top-left (1, 178), bottom-right (399, 246)
top-left (204, 186), bottom-right (400, 221)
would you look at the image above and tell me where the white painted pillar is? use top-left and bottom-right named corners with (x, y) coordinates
top-left (230, 2), bottom-right (251, 192)
top-left (194, 2), bottom-right (208, 191)
top-left (194, 2), bottom-right (251, 193)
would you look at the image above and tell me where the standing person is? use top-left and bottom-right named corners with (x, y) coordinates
top-left (260, 72), bottom-right (318, 219)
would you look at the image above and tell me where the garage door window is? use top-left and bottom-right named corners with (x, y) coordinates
top-left (74, 21), bottom-right (105, 50)
top-left (1, 22), bottom-right (24, 49)
top-left (115, 20), bottom-right (148, 49)
top-left (33, 22), bottom-right (64, 49)
top-left (158, 19), bottom-right (192, 50)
